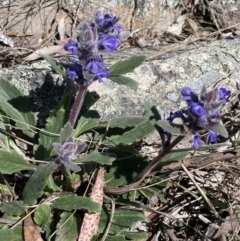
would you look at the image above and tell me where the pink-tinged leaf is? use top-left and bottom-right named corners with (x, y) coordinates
top-left (78, 167), bottom-right (105, 241)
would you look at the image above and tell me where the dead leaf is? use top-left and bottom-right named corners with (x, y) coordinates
top-left (186, 17), bottom-right (199, 34)
top-left (28, 28), bottom-right (43, 48)
top-left (167, 14), bottom-right (188, 35)
top-left (78, 167), bottom-right (105, 241)
top-left (24, 215), bottom-right (43, 241)
top-left (58, 17), bottom-right (65, 40)
top-left (0, 31), bottom-right (14, 47)
top-left (23, 45), bottom-right (68, 61)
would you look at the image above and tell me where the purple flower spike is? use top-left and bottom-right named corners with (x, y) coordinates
top-left (98, 33), bottom-right (121, 52)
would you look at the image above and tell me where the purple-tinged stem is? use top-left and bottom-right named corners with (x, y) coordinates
top-left (69, 85), bottom-right (88, 127)
top-left (134, 135), bottom-right (185, 181)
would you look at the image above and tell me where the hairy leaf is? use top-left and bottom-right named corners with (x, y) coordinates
top-left (108, 75), bottom-right (138, 91)
top-left (156, 120), bottom-right (184, 135)
top-left (0, 78), bottom-right (35, 137)
top-left (103, 120), bottom-right (155, 146)
top-left (34, 204), bottom-right (51, 227)
top-left (109, 117), bottom-right (147, 128)
top-left (99, 208), bottom-right (145, 235)
top-left (60, 122), bottom-right (73, 143)
top-left (0, 150), bottom-right (35, 174)
top-left (105, 155), bottom-right (148, 187)
top-left (109, 56), bottom-right (146, 75)
top-left (205, 123), bottom-right (228, 138)
top-left (34, 109), bottom-right (67, 159)
top-left (0, 227), bottom-right (23, 241)
top-left (22, 162), bottom-right (57, 205)
top-left (41, 54), bottom-right (66, 76)
top-left (74, 110), bottom-right (100, 137)
top-left (55, 212), bottom-right (80, 241)
top-left (52, 194), bottom-right (100, 213)
top-left (75, 150), bottom-right (116, 165)
top-left (0, 201), bottom-right (26, 216)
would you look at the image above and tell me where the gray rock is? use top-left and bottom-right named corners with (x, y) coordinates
top-left (0, 38), bottom-right (239, 123)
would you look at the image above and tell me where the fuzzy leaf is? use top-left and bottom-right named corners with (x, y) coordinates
top-left (55, 212), bottom-right (80, 241)
top-left (40, 54), bottom-right (67, 76)
top-left (0, 201), bottom-right (26, 216)
top-left (34, 109), bottom-right (67, 159)
top-left (76, 150), bottom-right (116, 165)
top-left (124, 232), bottom-right (148, 240)
top-left (103, 120), bottom-right (155, 146)
top-left (34, 204), bottom-right (51, 227)
top-left (156, 120), bottom-right (184, 135)
top-left (104, 236), bottom-right (125, 241)
top-left (74, 110), bottom-right (100, 137)
top-left (105, 155), bottom-right (148, 187)
top-left (0, 150), bottom-right (35, 174)
top-left (22, 162), bottom-right (57, 205)
top-left (0, 227), bottom-right (23, 241)
top-left (109, 55), bottom-right (146, 75)
top-left (0, 78), bottom-right (35, 137)
top-left (109, 117), bottom-right (147, 128)
top-left (60, 122), bottom-right (73, 143)
top-left (52, 194), bottom-right (100, 212)
top-left (158, 151), bottom-right (188, 166)
top-left (205, 123), bottom-right (228, 138)
top-left (108, 75), bottom-right (138, 91)
top-left (99, 209), bottom-right (145, 235)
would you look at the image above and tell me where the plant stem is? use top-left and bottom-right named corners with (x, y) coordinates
top-left (69, 85), bottom-right (88, 127)
top-left (134, 135), bottom-right (185, 181)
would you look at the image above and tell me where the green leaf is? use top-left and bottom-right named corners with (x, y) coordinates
top-left (0, 150), bottom-right (35, 174)
top-left (0, 201), bottom-right (26, 216)
top-left (76, 150), bottom-right (116, 165)
top-left (52, 194), bottom-right (100, 213)
top-left (34, 204), bottom-right (51, 227)
top-left (0, 227), bottom-right (23, 241)
top-left (55, 212), bottom-right (80, 241)
top-left (108, 75), bottom-right (138, 91)
top-left (34, 109), bottom-right (67, 159)
top-left (22, 162), bottom-right (57, 205)
top-left (156, 120), bottom-right (184, 135)
top-left (103, 120), bottom-right (155, 146)
top-left (205, 123), bottom-right (228, 138)
top-left (144, 102), bottom-right (161, 124)
top-left (99, 208), bottom-right (145, 235)
top-left (105, 236), bottom-right (126, 241)
top-left (109, 117), bottom-right (147, 128)
top-left (41, 54), bottom-right (66, 76)
top-left (158, 151), bottom-right (188, 166)
top-left (105, 155), bottom-right (148, 187)
top-left (109, 56), bottom-right (146, 75)
top-left (46, 175), bottom-right (62, 192)
top-left (123, 232), bottom-right (148, 240)
top-left (74, 110), bottom-right (100, 137)
top-left (0, 78), bottom-right (35, 137)
top-left (60, 122), bottom-right (73, 143)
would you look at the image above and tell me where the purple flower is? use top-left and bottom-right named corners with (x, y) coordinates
top-left (218, 87), bottom-right (231, 101)
top-left (95, 11), bottom-right (121, 33)
top-left (85, 56), bottom-right (105, 74)
top-left (209, 130), bottom-right (217, 143)
top-left (98, 33), bottom-right (121, 52)
top-left (66, 62), bottom-right (83, 81)
top-left (52, 137), bottom-right (85, 172)
top-left (181, 87), bottom-right (199, 102)
top-left (64, 39), bottom-right (80, 56)
top-left (189, 101), bottom-right (206, 117)
top-left (192, 133), bottom-right (203, 149)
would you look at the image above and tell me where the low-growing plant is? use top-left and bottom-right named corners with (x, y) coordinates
top-left (0, 10), bottom-right (233, 241)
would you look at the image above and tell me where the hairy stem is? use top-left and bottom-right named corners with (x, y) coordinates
top-left (69, 85), bottom-right (88, 127)
top-left (134, 135), bottom-right (185, 181)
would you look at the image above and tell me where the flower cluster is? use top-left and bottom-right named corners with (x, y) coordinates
top-left (166, 85), bottom-right (231, 149)
top-left (64, 11), bottom-right (122, 85)
top-left (52, 137), bottom-right (85, 171)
